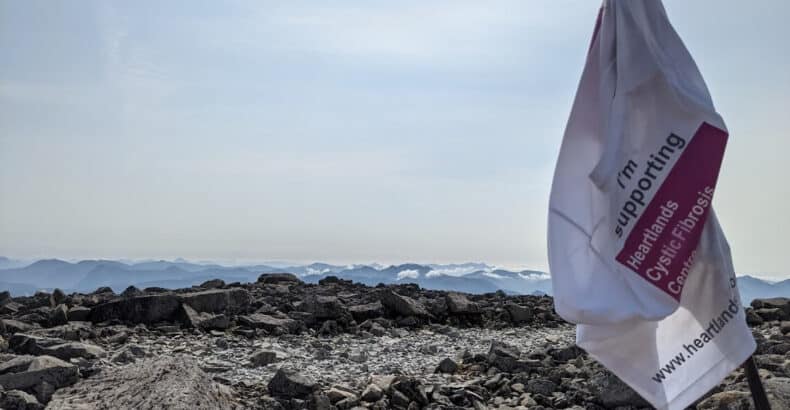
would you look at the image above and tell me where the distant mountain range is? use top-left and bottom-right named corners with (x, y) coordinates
top-left (0, 257), bottom-right (785, 303)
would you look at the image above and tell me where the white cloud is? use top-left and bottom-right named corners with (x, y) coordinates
top-left (482, 271), bottom-right (506, 279)
top-left (397, 269), bottom-right (420, 280)
top-left (519, 272), bottom-right (550, 281)
top-left (305, 267), bottom-right (330, 276)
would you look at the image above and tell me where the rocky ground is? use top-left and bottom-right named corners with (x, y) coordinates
top-left (1, 274), bottom-right (790, 409)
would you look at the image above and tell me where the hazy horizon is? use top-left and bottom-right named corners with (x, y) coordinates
top-left (2, 1), bottom-right (789, 280)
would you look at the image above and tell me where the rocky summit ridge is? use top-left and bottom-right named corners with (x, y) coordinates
top-left (1, 275), bottom-right (789, 409)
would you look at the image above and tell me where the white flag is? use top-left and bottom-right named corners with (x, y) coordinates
top-left (548, 1), bottom-right (756, 409)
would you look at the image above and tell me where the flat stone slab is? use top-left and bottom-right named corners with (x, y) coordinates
top-left (47, 356), bottom-right (240, 409)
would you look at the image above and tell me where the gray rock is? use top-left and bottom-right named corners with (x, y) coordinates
top-left (9, 334), bottom-right (105, 361)
top-left (326, 386), bottom-right (358, 404)
top-left (765, 377), bottom-right (790, 409)
top-left (0, 291), bottom-right (10, 305)
top-left (505, 303), bottom-right (533, 323)
top-left (89, 294), bottom-right (181, 324)
top-left (548, 344), bottom-right (584, 362)
top-left (179, 304), bottom-right (230, 330)
top-left (753, 297), bottom-right (790, 312)
top-left (121, 286), bottom-right (143, 298)
top-left (49, 289), bottom-right (66, 308)
top-left (435, 358), bottom-right (458, 374)
top-left (380, 290), bottom-right (429, 317)
top-left (755, 308), bottom-right (784, 321)
top-left (348, 302), bottom-right (384, 322)
top-left (1, 301), bottom-right (22, 315)
top-left (301, 295), bottom-right (348, 320)
top-left (746, 309), bottom-right (764, 326)
top-left (178, 288), bottom-right (251, 314)
top-left (250, 350), bottom-right (279, 366)
top-left (47, 356), bottom-right (238, 409)
top-left (0, 388), bottom-right (44, 410)
top-left (257, 273), bottom-right (303, 285)
top-left (200, 279), bottom-right (226, 289)
top-left (392, 377), bottom-right (428, 406)
top-left (238, 313), bottom-right (299, 334)
top-left (268, 368), bottom-right (317, 399)
top-left (43, 342), bottom-right (106, 361)
top-left (487, 340), bottom-right (520, 372)
top-left (91, 286), bottom-right (114, 295)
top-left (445, 293), bottom-right (479, 314)
top-left (0, 355), bottom-right (78, 395)
top-left (696, 390), bottom-right (753, 410)
top-left (361, 383), bottom-right (384, 402)
top-left (1, 320), bottom-right (34, 334)
top-left (368, 322), bottom-right (387, 337)
top-left (526, 379), bottom-right (557, 396)
top-left (110, 344), bottom-right (147, 364)
top-left (390, 389), bottom-right (410, 408)
top-left (67, 306), bottom-right (91, 322)
top-left (49, 304), bottom-right (68, 327)
top-left (347, 350), bottom-right (367, 363)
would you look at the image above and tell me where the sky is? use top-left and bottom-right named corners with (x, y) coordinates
top-left (1, 1), bottom-right (788, 278)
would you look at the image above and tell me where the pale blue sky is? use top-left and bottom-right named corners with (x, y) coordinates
top-left (1, 1), bottom-right (788, 278)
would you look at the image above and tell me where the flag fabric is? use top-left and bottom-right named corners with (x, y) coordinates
top-left (547, 1), bottom-right (756, 409)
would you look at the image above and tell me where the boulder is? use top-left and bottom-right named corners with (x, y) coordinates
top-left (1, 301), bottom-right (22, 315)
top-left (199, 279), bottom-right (225, 289)
top-left (360, 383), bottom-right (384, 402)
top-left (257, 273), bottom-right (303, 285)
top-left (301, 295), bottom-right (348, 320)
top-left (249, 350), bottom-right (280, 367)
top-left (487, 340), bottom-right (521, 372)
top-left (178, 304), bottom-right (229, 330)
top-left (380, 290), bottom-right (429, 317)
top-left (89, 294), bottom-right (181, 324)
top-left (46, 356), bottom-right (238, 409)
top-left (746, 309), bottom-right (764, 326)
top-left (752, 297), bottom-right (790, 312)
top-left (120, 286), bottom-right (143, 298)
top-left (526, 379), bottom-right (557, 396)
top-left (0, 355), bottom-right (78, 400)
top-left (238, 313), bottom-right (299, 334)
top-left (45, 342), bottom-right (106, 361)
top-left (348, 302), bottom-right (384, 322)
top-left (549, 345), bottom-right (585, 362)
top-left (67, 306), bottom-right (91, 322)
top-left (49, 289), bottom-right (66, 308)
top-left (110, 344), bottom-right (147, 364)
top-left (435, 358), bottom-right (458, 374)
top-left (0, 388), bottom-right (44, 410)
top-left (326, 386), bottom-right (358, 405)
top-left (755, 308), bottom-right (784, 321)
top-left (268, 368), bottom-right (318, 399)
top-left (505, 303), bottom-right (533, 323)
top-left (39, 322), bottom-right (94, 342)
top-left (1, 320), bottom-right (35, 334)
top-left (0, 290), bottom-right (10, 305)
top-left (178, 288), bottom-right (251, 314)
top-left (49, 304), bottom-right (68, 327)
top-left (391, 377), bottom-right (429, 406)
top-left (9, 334), bottom-right (105, 361)
top-left (445, 293), bottom-right (479, 314)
